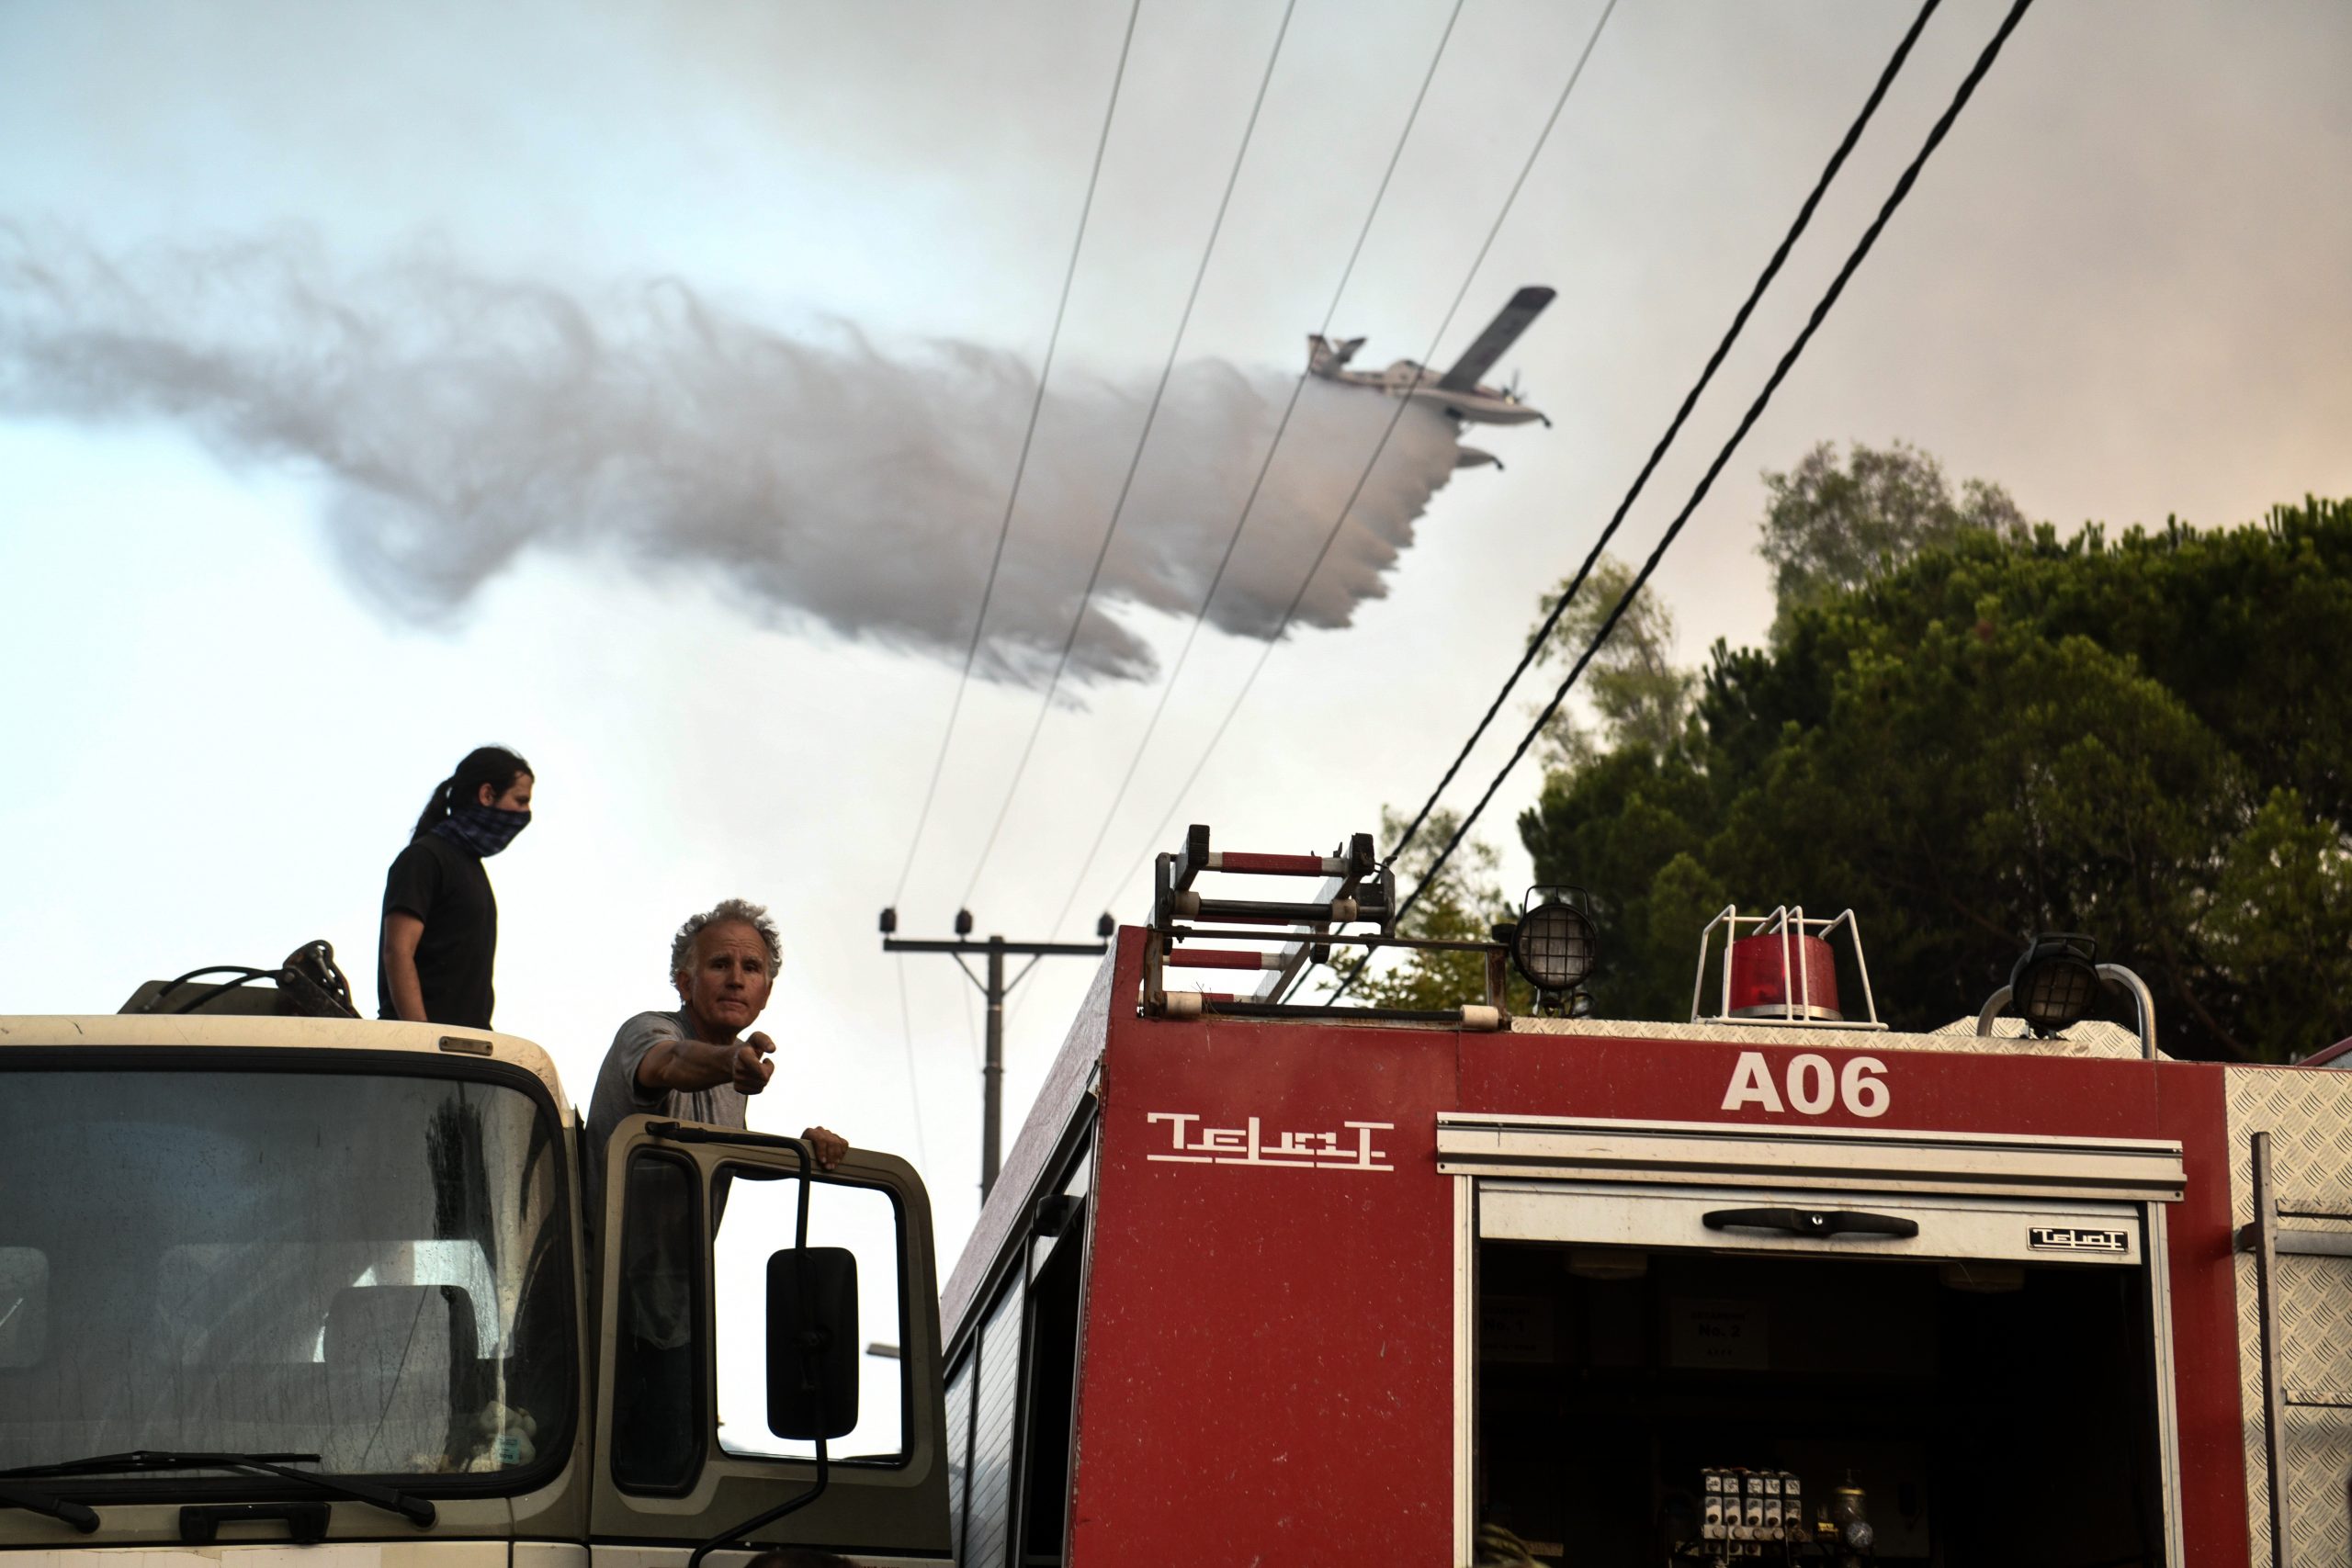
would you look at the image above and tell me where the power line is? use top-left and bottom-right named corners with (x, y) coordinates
top-left (1380, 0), bottom-right (1949, 874)
top-left (1327, 0), bottom-right (2040, 1005)
top-left (1036, 0), bottom-right (1472, 940)
top-left (892, 956), bottom-right (932, 1174)
top-left (886, 929), bottom-right (1110, 1198)
top-left (956, 0), bottom-right (1301, 908)
top-left (1065, 0), bottom-right (1621, 933)
top-left (888, 0), bottom-right (1143, 909)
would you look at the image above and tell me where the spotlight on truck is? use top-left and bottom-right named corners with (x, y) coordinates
top-left (2009, 933), bottom-right (2100, 1036)
top-left (1974, 931), bottom-right (2158, 1056)
top-left (1504, 886), bottom-right (1596, 1010)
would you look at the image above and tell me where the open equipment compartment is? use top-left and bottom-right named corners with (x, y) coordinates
top-left (1446, 1114), bottom-right (2185, 1565)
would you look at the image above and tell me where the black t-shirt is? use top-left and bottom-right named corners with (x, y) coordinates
top-left (378, 832), bottom-right (498, 1027)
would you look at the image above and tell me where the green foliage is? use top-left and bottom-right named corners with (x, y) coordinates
top-left (1533, 554), bottom-right (1696, 765)
top-left (1323, 808), bottom-right (1536, 1016)
top-left (1522, 489), bottom-right (2352, 1062)
top-left (1515, 746), bottom-right (1724, 1019)
top-left (1759, 440), bottom-right (2026, 641)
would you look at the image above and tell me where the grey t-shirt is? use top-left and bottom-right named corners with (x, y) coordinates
top-left (583, 1009), bottom-right (749, 1201)
top-left (584, 1010), bottom-right (752, 1349)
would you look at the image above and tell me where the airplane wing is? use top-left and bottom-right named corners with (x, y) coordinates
top-left (1435, 285), bottom-right (1555, 392)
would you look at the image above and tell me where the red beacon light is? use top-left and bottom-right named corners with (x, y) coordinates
top-left (1729, 930), bottom-right (1838, 1020)
top-left (1692, 905), bottom-right (1883, 1030)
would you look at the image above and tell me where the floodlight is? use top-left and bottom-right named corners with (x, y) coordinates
top-left (2010, 932), bottom-right (2099, 1036)
top-left (1510, 886), bottom-right (1596, 996)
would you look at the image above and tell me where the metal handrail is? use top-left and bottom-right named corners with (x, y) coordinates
top-left (1973, 963), bottom-right (2157, 1059)
top-left (1690, 903), bottom-right (1883, 1029)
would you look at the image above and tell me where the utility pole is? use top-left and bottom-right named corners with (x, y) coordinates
top-left (881, 908), bottom-right (1111, 1200)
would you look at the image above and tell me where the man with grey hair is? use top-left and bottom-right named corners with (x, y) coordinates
top-left (586, 898), bottom-right (848, 1487)
top-left (585, 897), bottom-right (848, 1202)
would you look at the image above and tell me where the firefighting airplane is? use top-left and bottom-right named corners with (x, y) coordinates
top-left (1307, 284), bottom-right (1555, 469)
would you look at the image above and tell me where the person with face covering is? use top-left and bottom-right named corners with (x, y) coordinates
top-left (378, 745), bottom-right (534, 1029)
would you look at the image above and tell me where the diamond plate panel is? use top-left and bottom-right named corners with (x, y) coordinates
top-left (2227, 1068), bottom-right (2352, 1566)
top-left (1516, 1015), bottom-right (2149, 1058)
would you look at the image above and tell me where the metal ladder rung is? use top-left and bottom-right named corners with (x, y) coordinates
top-left (2237, 1222), bottom-right (2352, 1258)
top-left (2285, 1390), bottom-right (2352, 1410)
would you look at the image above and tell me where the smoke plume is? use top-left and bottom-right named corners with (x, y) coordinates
top-left (0, 228), bottom-right (1464, 685)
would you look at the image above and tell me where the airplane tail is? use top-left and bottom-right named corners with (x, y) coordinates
top-left (1306, 334), bottom-right (1365, 376)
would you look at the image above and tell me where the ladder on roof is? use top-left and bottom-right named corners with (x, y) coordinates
top-left (1140, 823), bottom-right (1509, 1029)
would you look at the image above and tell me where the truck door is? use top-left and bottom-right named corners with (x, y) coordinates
top-left (589, 1115), bottom-right (950, 1567)
top-left (1442, 1114), bottom-right (2188, 1566)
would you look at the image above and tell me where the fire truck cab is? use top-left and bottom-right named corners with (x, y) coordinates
top-left (942, 836), bottom-right (2351, 1567)
top-left (0, 994), bottom-right (953, 1566)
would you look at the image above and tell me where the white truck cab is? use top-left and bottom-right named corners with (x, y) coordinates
top-left (0, 1007), bottom-right (950, 1567)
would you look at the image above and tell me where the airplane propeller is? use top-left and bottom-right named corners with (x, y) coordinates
top-left (1505, 368), bottom-right (1553, 427)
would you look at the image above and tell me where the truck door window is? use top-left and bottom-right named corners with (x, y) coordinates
top-left (944, 1351), bottom-right (974, 1555)
top-left (0, 1248), bottom-right (46, 1369)
top-left (1019, 1224), bottom-right (1084, 1562)
top-left (712, 1166), bottom-right (907, 1462)
top-left (611, 1150), bottom-right (705, 1493)
top-left (962, 1276), bottom-right (1025, 1568)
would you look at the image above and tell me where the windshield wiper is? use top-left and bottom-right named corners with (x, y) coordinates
top-left (0, 1451), bottom-right (435, 1527)
top-left (0, 1479), bottom-right (98, 1533)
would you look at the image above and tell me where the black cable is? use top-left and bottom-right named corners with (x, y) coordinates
top-left (1381, 0), bottom-right (1947, 873)
top-left (1067, 0), bottom-right (1622, 932)
top-left (1034, 0), bottom-right (1472, 940)
top-left (888, 0), bottom-right (1143, 909)
top-left (956, 0), bottom-right (1301, 908)
top-left (145, 966), bottom-right (276, 1015)
top-left (156, 964), bottom-right (274, 992)
top-left (1328, 0), bottom-right (2040, 1005)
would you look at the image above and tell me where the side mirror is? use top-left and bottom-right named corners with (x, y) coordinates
top-left (765, 1247), bottom-right (859, 1439)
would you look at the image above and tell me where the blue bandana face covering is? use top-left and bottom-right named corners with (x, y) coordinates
top-left (434, 803), bottom-right (532, 858)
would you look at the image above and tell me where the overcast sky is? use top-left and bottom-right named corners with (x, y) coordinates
top-left (5, 0), bottom-right (2349, 1260)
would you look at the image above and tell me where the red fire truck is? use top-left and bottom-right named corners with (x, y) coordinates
top-left (939, 827), bottom-right (2352, 1567)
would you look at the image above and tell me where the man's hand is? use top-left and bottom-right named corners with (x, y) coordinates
top-left (801, 1125), bottom-right (848, 1169)
top-left (639, 1030), bottom-right (776, 1097)
top-left (732, 1032), bottom-right (778, 1094)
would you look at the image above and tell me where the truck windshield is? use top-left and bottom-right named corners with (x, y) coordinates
top-left (0, 1065), bottom-right (571, 1483)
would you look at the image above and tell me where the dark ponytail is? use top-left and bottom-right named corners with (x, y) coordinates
top-left (411, 745), bottom-right (534, 841)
